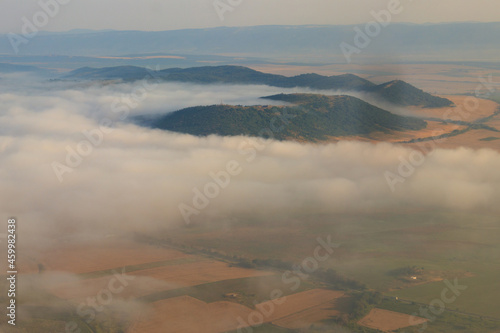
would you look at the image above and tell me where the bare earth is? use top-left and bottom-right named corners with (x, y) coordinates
top-left (272, 294), bottom-right (350, 330)
top-left (263, 289), bottom-right (346, 322)
top-left (129, 289), bottom-right (347, 333)
top-left (128, 296), bottom-right (254, 333)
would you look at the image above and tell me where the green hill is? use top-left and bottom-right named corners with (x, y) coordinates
top-left (65, 65), bottom-right (453, 108)
top-left (145, 93), bottom-right (427, 142)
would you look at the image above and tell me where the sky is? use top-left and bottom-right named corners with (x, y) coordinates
top-left (1, 0), bottom-right (499, 34)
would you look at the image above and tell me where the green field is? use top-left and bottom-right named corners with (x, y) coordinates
top-left (161, 209), bottom-right (500, 320)
top-left (139, 274), bottom-right (315, 308)
top-left (379, 298), bottom-right (500, 332)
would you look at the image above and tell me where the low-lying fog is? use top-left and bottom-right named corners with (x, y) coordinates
top-left (1, 73), bottom-right (499, 246)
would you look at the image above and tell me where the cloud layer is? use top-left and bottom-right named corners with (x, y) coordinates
top-left (1, 74), bottom-right (499, 245)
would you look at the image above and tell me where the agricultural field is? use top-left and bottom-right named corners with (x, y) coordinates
top-left (129, 296), bottom-right (254, 333)
top-left (129, 289), bottom-right (348, 333)
top-left (378, 298), bottom-right (500, 332)
top-left (357, 308), bottom-right (427, 332)
top-left (3, 209), bottom-right (500, 333)
top-left (14, 239), bottom-right (191, 275)
top-left (159, 209), bottom-right (500, 320)
top-left (49, 258), bottom-right (272, 301)
top-left (269, 290), bottom-right (348, 329)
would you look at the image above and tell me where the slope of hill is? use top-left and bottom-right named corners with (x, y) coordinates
top-left (367, 80), bottom-right (453, 108)
top-left (143, 93), bottom-right (427, 142)
top-left (65, 65), bottom-right (452, 108)
top-left (66, 65), bottom-right (376, 90)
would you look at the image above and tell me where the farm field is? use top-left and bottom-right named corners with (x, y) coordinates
top-left (3, 211), bottom-right (499, 333)
top-left (261, 289), bottom-right (346, 322)
top-left (358, 308), bottom-right (428, 332)
top-left (128, 296), bottom-right (254, 333)
top-left (421, 128), bottom-right (500, 151)
top-left (270, 291), bottom-right (349, 329)
top-left (377, 298), bottom-right (500, 332)
top-left (129, 289), bottom-right (348, 333)
top-left (159, 209), bottom-right (500, 320)
top-left (49, 259), bottom-right (273, 301)
top-left (14, 239), bottom-right (190, 275)
top-left (408, 95), bottom-right (499, 121)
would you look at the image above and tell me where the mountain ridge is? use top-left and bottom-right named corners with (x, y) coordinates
top-left (65, 65), bottom-right (453, 108)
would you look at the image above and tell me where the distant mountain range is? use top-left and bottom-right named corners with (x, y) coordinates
top-left (1, 23), bottom-right (499, 63)
top-left (65, 65), bottom-right (453, 108)
top-left (0, 62), bottom-right (47, 73)
top-left (141, 93), bottom-right (427, 142)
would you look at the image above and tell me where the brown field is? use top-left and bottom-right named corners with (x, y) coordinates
top-left (328, 121), bottom-right (468, 147)
top-left (324, 95), bottom-right (499, 151)
top-left (49, 259), bottom-right (273, 301)
top-left (358, 308), bottom-right (428, 332)
top-left (128, 295), bottom-right (254, 333)
top-left (260, 289), bottom-right (346, 322)
top-left (131, 259), bottom-right (273, 286)
top-left (129, 289), bottom-right (347, 333)
top-left (405, 129), bottom-right (500, 152)
top-left (370, 121), bottom-right (467, 143)
top-left (408, 96), bottom-right (499, 121)
top-left (355, 95), bottom-right (499, 152)
top-left (487, 113), bottom-right (500, 131)
top-left (22, 240), bottom-right (189, 275)
top-left (272, 294), bottom-right (351, 330)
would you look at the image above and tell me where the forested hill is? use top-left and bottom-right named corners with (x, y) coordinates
top-left (142, 93), bottom-right (427, 142)
top-left (66, 65), bottom-right (453, 108)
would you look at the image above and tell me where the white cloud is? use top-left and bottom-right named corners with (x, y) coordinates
top-left (1, 75), bottom-right (499, 245)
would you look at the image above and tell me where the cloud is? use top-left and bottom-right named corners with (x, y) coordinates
top-left (1, 74), bottom-right (499, 245)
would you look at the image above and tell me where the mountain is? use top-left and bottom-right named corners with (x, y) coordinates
top-left (65, 65), bottom-right (453, 108)
top-left (66, 65), bottom-right (375, 89)
top-left (366, 80), bottom-right (453, 108)
top-left (1, 23), bottom-right (499, 62)
top-left (143, 93), bottom-right (427, 142)
top-left (0, 62), bottom-right (46, 73)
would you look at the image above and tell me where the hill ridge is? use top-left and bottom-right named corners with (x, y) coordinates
top-left (65, 65), bottom-right (453, 108)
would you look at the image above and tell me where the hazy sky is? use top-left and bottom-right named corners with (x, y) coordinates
top-left (1, 0), bottom-right (499, 33)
